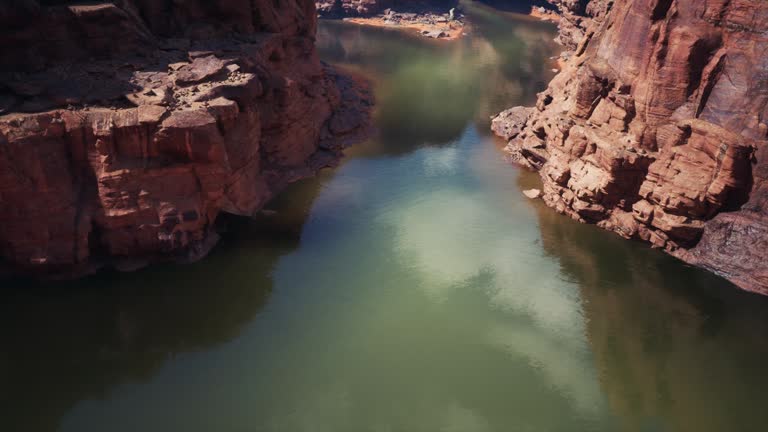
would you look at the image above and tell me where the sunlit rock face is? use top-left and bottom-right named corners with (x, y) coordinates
top-left (493, 0), bottom-right (768, 295)
top-left (0, 0), bottom-right (372, 278)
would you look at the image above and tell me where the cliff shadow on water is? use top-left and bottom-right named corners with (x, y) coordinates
top-left (0, 174), bottom-right (328, 432)
top-left (518, 169), bottom-right (768, 432)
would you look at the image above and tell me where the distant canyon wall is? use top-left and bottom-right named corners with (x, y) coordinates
top-left (493, 0), bottom-right (768, 294)
top-left (0, 0), bottom-right (372, 278)
top-left (316, 0), bottom-right (392, 16)
top-left (315, 0), bottom-right (459, 16)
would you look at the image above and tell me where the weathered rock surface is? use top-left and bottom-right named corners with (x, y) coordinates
top-left (494, 0), bottom-right (768, 294)
top-left (0, 0), bottom-right (372, 278)
top-left (544, 0), bottom-right (611, 51)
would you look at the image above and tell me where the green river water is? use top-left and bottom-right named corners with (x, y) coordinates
top-left (3, 3), bottom-right (768, 431)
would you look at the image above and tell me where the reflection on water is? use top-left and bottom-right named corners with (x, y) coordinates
top-left (0, 212), bottom-right (301, 431)
top-left (316, 3), bottom-right (556, 153)
top-left (3, 2), bottom-right (768, 431)
top-left (526, 178), bottom-right (768, 431)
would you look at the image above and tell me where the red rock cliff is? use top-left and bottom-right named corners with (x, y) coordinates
top-left (0, 0), bottom-right (372, 277)
top-left (493, 0), bottom-right (768, 294)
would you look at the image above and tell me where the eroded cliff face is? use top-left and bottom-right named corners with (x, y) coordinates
top-left (0, 0), bottom-right (372, 278)
top-left (493, 0), bottom-right (768, 294)
top-left (544, 0), bottom-right (611, 50)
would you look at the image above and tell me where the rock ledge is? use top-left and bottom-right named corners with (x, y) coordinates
top-left (0, 0), bottom-right (372, 279)
top-left (494, 0), bottom-right (768, 294)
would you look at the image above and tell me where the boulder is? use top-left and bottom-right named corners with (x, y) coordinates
top-left (523, 189), bottom-right (543, 199)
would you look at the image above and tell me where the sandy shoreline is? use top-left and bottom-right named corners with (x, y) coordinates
top-left (344, 16), bottom-right (466, 40)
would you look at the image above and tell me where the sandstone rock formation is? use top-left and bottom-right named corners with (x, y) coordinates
top-left (0, 0), bottom-right (372, 278)
top-left (544, 0), bottom-right (611, 51)
top-left (493, 0), bottom-right (768, 294)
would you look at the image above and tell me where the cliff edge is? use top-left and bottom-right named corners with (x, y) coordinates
top-left (0, 0), bottom-right (372, 278)
top-left (493, 0), bottom-right (768, 294)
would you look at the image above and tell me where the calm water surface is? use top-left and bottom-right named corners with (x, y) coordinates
top-left (3, 3), bottom-right (768, 431)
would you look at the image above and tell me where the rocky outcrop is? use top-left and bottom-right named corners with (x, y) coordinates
top-left (493, 0), bottom-right (768, 294)
top-left (0, 0), bottom-right (372, 278)
top-left (545, 0), bottom-right (611, 50)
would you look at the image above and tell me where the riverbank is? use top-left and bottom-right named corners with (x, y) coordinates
top-left (343, 9), bottom-right (466, 40)
top-left (321, 2), bottom-right (560, 41)
top-left (492, 0), bottom-right (768, 296)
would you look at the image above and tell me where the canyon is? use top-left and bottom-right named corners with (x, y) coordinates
top-left (0, 0), bottom-right (372, 278)
top-left (2, 0), bottom-right (766, 297)
top-left (493, 0), bottom-right (768, 294)
top-left (4, 5), bottom-right (768, 431)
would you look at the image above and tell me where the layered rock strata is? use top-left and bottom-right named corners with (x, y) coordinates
top-left (0, 0), bottom-right (372, 278)
top-left (493, 0), bottom-right (768, 294)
